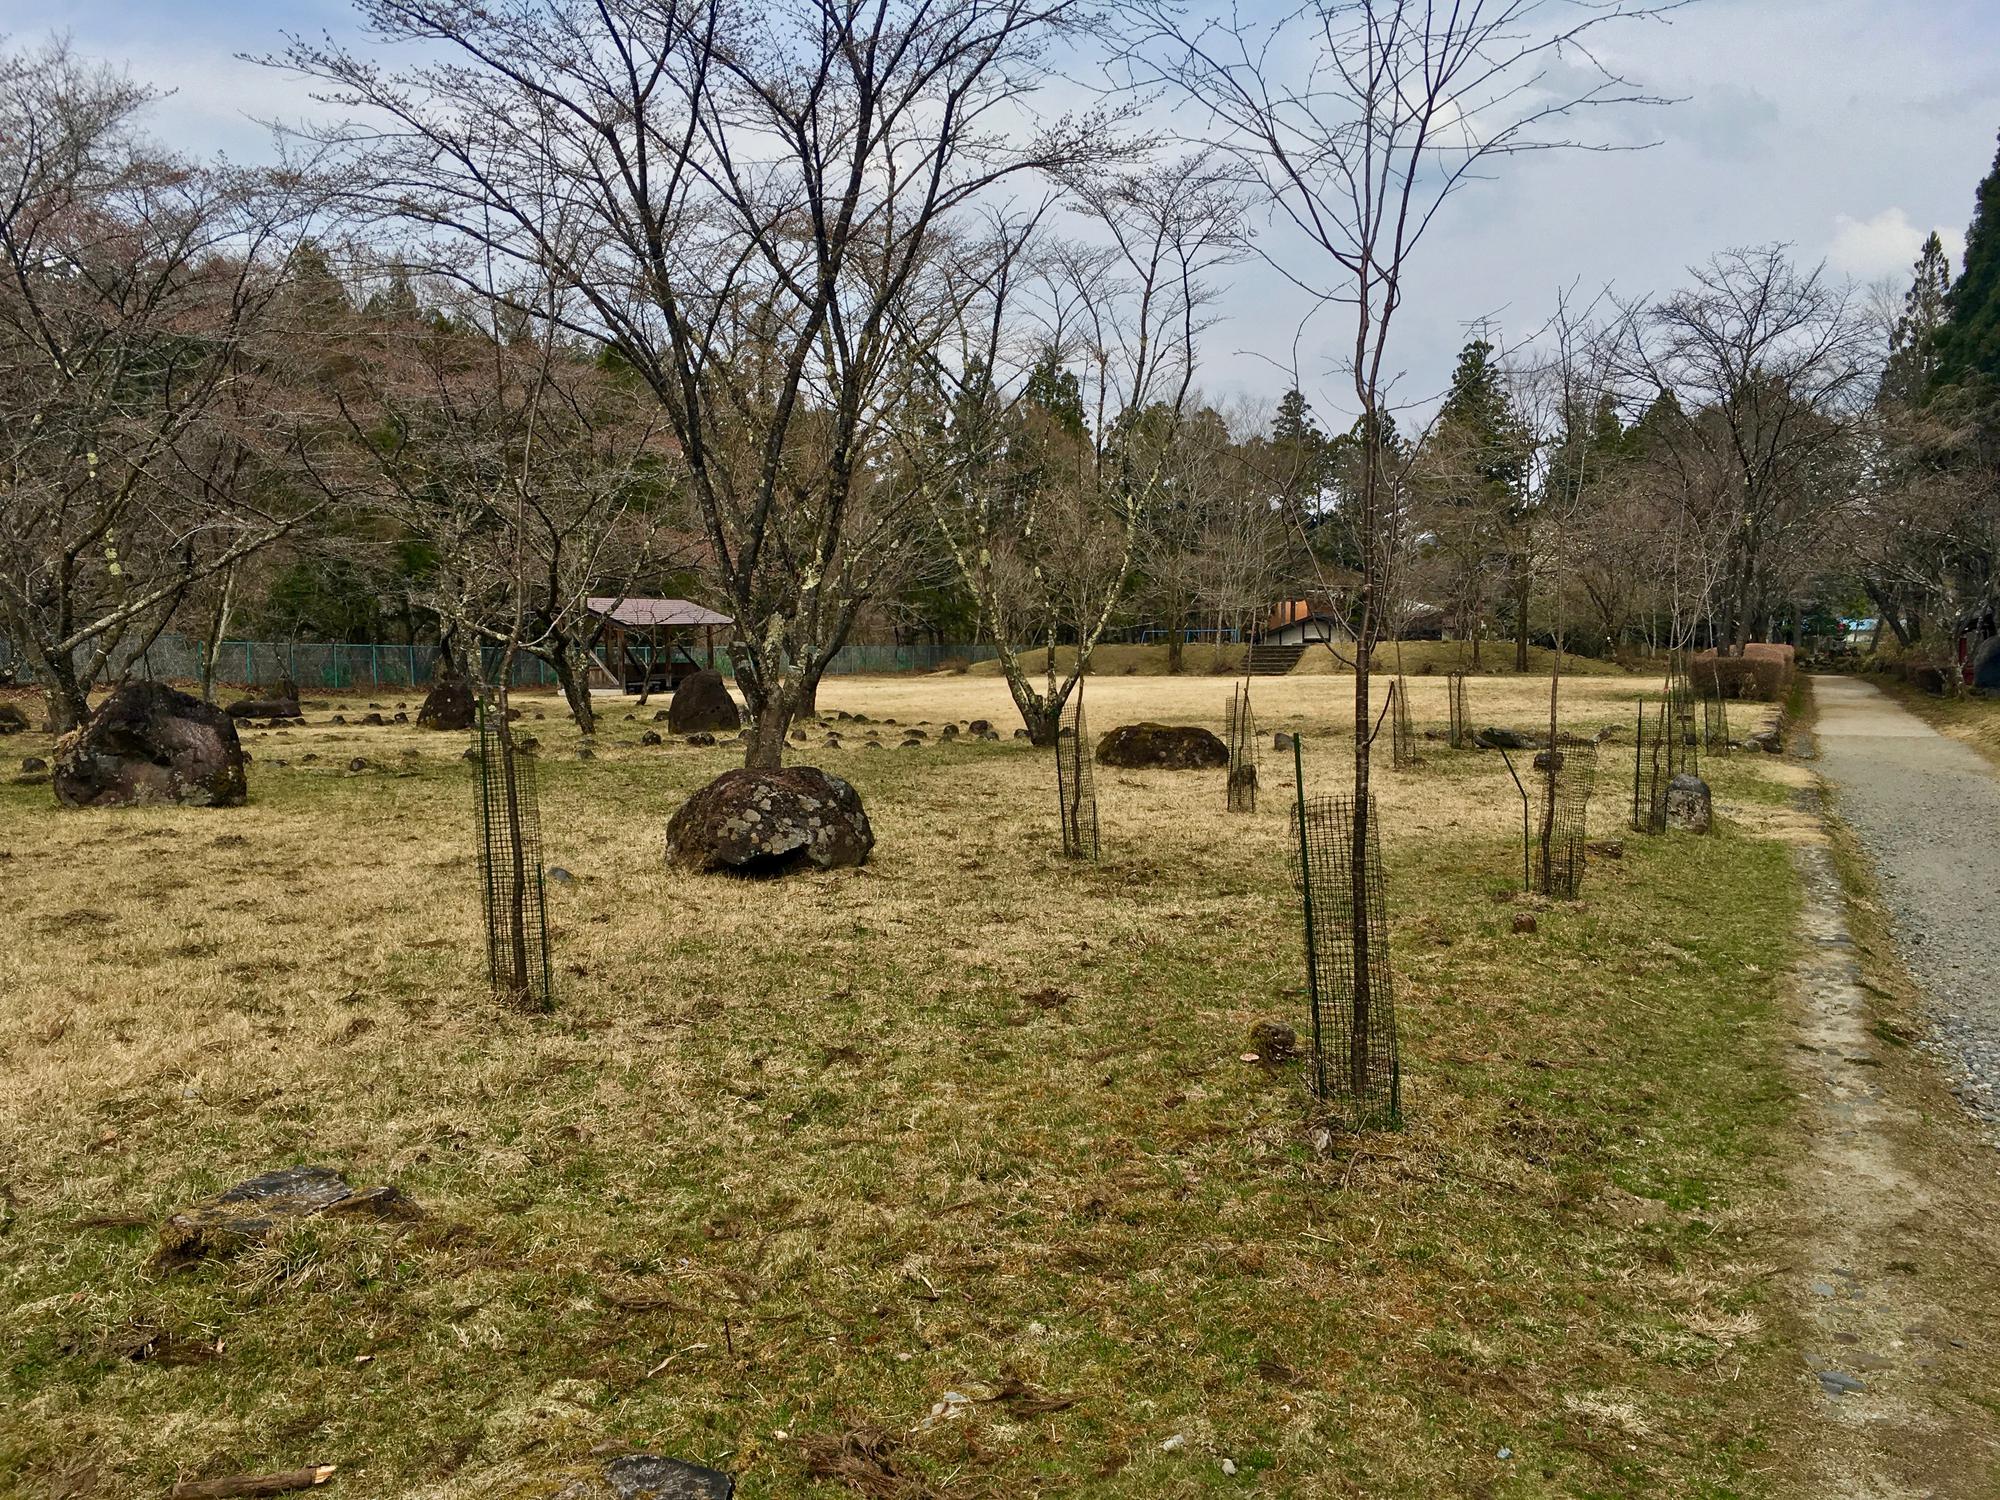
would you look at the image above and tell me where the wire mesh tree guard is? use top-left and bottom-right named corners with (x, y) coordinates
top-left (1225, 681), bottom-right (1260, 812)
top-left (1446, 670), bottom-right (1471, 750)
top-left (1288, 737), bottom-right (1400, 1128)
top-left (1529, 735), bottom-right (1599, 899)
top-left (1631, 686), bottom-right (1700, 834)
top-left (472, 699), bottom-right (554, 1009)
top-left (1055, 684), bottom-right (1099, 861)
top-left (1389, 676), bottom-right (1419, 768)
top-left (1697, 665), bottom-right (1732, 754)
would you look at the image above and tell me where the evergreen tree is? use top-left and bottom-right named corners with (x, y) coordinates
top-left (1882, 231), bottom-right (1952, 406)
top-left (1269, 387), bottom-right (1331, 532)
top-left (1938, 133), bottom-right (2000, 388)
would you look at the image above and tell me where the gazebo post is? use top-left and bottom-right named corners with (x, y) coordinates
top-left (705, 626), bottom-right (715, 670)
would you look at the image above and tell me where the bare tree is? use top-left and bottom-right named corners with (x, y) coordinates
top-left (280, 0), bottom-right (1110, 768)
top-left (1606, 246), bottom-right (1872, 652)
top-left (311, 265), bottom-right (674, 756)
top-left (1119, 0), bottom-right (1670, 1114)
top-left (0, 43), bottom-right (327, 730)
top-left (918, 157), bottom-right (1241, 741)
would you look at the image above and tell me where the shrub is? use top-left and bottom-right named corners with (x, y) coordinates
top-left (1692, 643), bottom-right (1794, 701)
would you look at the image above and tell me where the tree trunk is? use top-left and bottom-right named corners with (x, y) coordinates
top-left (40, 653), bottom-right (90, 734)
top-left (1513, 549), bottom-right (1530, 672)
top-left (1166, 621), bottom-right (1185, 674)
top-left (737, 649), bottom-right (802, 769)
top-left (198, 567), bottom-right (237, 704)
top-left (552, 642), bottom-right (597, 759)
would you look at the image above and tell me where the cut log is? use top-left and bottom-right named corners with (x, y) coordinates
top-left (170, 1464), bottom-right (336, 1498)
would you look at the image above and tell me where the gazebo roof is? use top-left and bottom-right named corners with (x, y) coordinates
top-left (587, 596), bottom-right (734, 629)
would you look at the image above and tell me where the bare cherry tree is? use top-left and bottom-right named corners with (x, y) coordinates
top-left (918, 157), bottom-right (1242, 741)
top-left (0, 43), bottom-right (328, 730)
top-left (1118, 0), bottom-right (1670, 1114)
top-left (1606, 246), bottom-right (1873, 652)
top-left (281, 0), bottom-right (1110, 768)
top-left (310, 264), bottom-right (674, 757)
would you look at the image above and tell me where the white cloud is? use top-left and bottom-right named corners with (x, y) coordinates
top-left (1827, 208), bottom-right (1966, 279)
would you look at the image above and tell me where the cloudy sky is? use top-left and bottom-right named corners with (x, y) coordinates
top-left (15, 0), bottom-right (1999, 424)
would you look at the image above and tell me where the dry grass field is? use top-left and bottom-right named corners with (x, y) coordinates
top-left (1, 671), bottom-right (1811, 1497)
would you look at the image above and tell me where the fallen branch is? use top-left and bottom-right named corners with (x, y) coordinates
top-left (170, 1465), bottom-right (336, 1498)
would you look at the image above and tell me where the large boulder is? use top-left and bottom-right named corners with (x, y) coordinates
top-left (664, 766), bottom-right (873, 875)
top-left (417, 676), bottom-right (477, 731)
top-left (1972, 635), bottom-right (2000, 692)
top-left (0, 702), bottom-right (28, 734)
top-left (1095, 722), bottom-right (1228, 770)
top-left (669, 670), bottom-right (741, 735)
top-left (1664, 773), bottom-right (1713, 834)
top-left (52, 682), bottom-right (246, 808)
top-left (223, 694), bottom-right (300, 721)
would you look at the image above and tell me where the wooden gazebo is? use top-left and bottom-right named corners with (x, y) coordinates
top-left (586, 597), bottom-right (735, 695)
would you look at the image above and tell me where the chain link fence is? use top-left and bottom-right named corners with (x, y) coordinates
top-left (1, 634), bottom-right (999, 692)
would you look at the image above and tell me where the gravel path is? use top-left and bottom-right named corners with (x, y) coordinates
top-left (1811, 675), bottom-right (2000, 1128)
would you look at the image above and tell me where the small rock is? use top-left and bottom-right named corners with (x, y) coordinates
top-left (1816, 1369), bottom-right (1866, 1396)
top-left (1273, 731), bottom-right (1293, 751)
top-left (1160, 1434), bottom-right (1186, 1453)
top-left (158, 1165), bottom-right (417, 1263)
top-left (548, 867), bottom-right (577, 887)
top-left (1664, 773), bottom-right (1712, 834)
top-left (641, 730), bottom-right (662, 746)
top-left (20, 755), bottom-right (46, 773)
top-left (1585, 839), bottom-right (1624, 859)
top-left (557, 1454), bottom-right (735, 1500)
top-left (347, 757), bottom-right (369, 773)
top-left (1248, 1020), bottom-right (1297, 1064)
top-left (685, 732), bottom-right (717, 748)
top-left (1512, 913), bottom-right (1537, 935)
top-left (1221, 1458), bottom-right (1238, 1477)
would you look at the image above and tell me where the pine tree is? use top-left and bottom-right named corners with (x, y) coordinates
top-left (1882, 231), bottom-right (1952, 406)
top-left (1269, 387), bottom-right (1330, 528)
top-left (1938, 133), bottom-right (2000, 388)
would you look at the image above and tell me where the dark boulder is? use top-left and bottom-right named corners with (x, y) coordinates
top-left (1974, 635), bottom-right (2000, 692)
top-left (1095, 722), bottom-right (1228, 770)
top-left (158, 1165), bottom-right (416, 1264)
top-left (0, 702), bottom-right (28, 734)
top-left (664, 766), bottom-right (873, 876)
top-left (669, 670), bottom-right (741, 735)
top-left (1474, 727), bottom-right (1539, 751)
top-left (417, 677), bottom-right (477, 731)
top-left (20, 755), bottom-right (47, 774)
top-left (641, 730), bottom-right (663, 746)
top-left (52, 682), bottom-right (247, 808)
top-left (967, 719), bottom-right (992, 736)
top-left (223, 695), bottom-right (299, 721)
